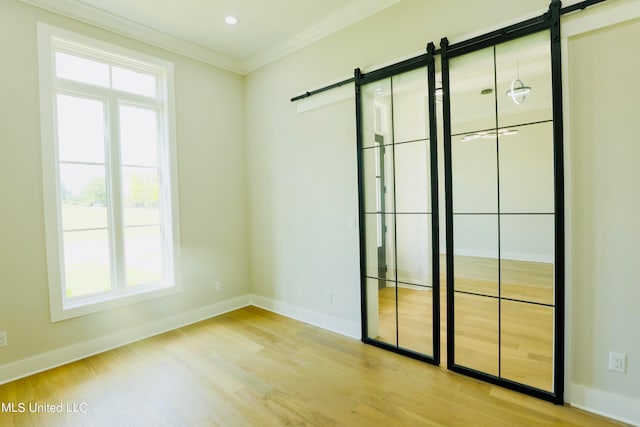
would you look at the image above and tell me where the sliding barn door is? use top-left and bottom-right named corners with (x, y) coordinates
top-left (356, 48), bottom-right (440, 364)
top-left (441, 4), bottom-right (564, 402)
top-left (356, 1), bottom-right (563, 403)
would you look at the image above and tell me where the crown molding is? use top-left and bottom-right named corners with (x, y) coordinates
top-left (18, 0), bottom-right (243, 74)
top-left (19, 0), bottom-right (401, 76)
top-left (240, 0), bottom-right (402, 74)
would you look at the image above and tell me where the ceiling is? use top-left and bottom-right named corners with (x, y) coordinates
top-left (21, 0), bottom-right (401, 74)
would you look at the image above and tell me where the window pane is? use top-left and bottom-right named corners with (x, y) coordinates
top-left (55, 52), bottom-right (109, 87)
top-left (57, 94), bottom-right (105, 163)
top-left (396, 214), bottom-right (431, 286)
top-left (392, 68), bottom-right (429, 143)
top-left (454, 292), bottom-right (499, 375)
top-left (120, 105), bottom-right (158, 167)
top-left (452, 135), bottom-right (498, 213)
top-left (362, 145), bottom-right (394, 214)
top-left (501, 301), bottom-right (554, 391)
top-left (366, 278), bottom-right (397, 347)
top-left (63, 230), bottom-right (111, 298)
top-left (498, 122), bottom-right (554, 213)
top-left (449, 47), bottom-right (496, 136)
top-left (122, 167), bottom-right (160, 226)
top-left (361, 79), bottom-right (392, 149)
top-left (125, 226), bottom-right (163, 287)
top-left (112, 66), bottom-right (157, 98)
top-left (60, 164), bottom-right (108, 230)
top-left (454, 215), bottom-right (499, 296)
top-left (394, 140), bottom-right (430, 213)
top-left (496, 31), bottom-right (552, 128)
top-left (397, 285), bottom-right (433, 356)
top-left (500, 214), bottom-right (555, 305)
top-left (364, 213), bottom-right (396, 281)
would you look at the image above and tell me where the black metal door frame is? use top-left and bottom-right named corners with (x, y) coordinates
top-left (355, 1), bottom-right (565, 387)
top-left (355, 45), bottom-right (441, 365)
top-left (440, 0), bottom-right (564, 404)
top-left (350, 0), bottom-right (612, 405)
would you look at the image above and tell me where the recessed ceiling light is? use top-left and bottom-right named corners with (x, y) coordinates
top-left (225, 16), bottom-right (238, 25)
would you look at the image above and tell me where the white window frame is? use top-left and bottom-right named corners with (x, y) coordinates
top-left (37, 23), bottom-right (181, 322)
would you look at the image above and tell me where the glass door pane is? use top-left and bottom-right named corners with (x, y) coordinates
top-left (445, 29), bottom-right (559, 397)
top-left (495, 31), bottom-right (552, 128)
top-left (448, 46), bottom-right (500, 375)
top-left (496, 31), bottom-right (556, 393)
top-left (359, 63), bottom-right (438, 360)
top-left (449, 47), bottom-right (496, 136)
top-left (454, 292), bottom-right (499, 375)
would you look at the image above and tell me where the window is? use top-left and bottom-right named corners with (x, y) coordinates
top-left (37, 23), bottom-right (180, 321)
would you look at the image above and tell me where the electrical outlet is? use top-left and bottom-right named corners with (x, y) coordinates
top-left (326, 291), bottom-right (333, 304)
top-left (215, 281), bottom-right (221, 292)
top-left (608, 352), bottom-right (626, 373)
top-left (0, 331), bottom-right (7, 347)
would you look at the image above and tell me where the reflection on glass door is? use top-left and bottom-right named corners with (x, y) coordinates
top-left (357, 54), bottom-right (440, 362)
top-left (442, 25), bottom-right (563, 402)
top-left (353, 1), bottom-right (563, 404)
top-left (374, 133), bottom-right (387, 292)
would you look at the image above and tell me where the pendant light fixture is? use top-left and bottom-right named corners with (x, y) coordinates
top-left (506, 61), bottom-right (531, 105)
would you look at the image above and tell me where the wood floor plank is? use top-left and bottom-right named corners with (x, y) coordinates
top-left (0, 307), bottom-right (629, 426)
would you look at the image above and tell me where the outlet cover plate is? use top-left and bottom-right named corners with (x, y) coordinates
top-left (0, 331), bottom-right (7, 347)
top-left (608, 352), bottom-right (626, 373)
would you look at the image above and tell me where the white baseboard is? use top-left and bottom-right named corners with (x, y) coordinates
top-left (0, 295), bottom-right (250, 386)
top-left (250, 294), bottom-right (361, 340)
top-left (568, 383), bottom-right (640, 426)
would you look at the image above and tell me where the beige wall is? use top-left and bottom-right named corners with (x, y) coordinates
top-left (568, 17), bottom-right (640, 402)
top-left (0, 0), bottom-right (249, 365)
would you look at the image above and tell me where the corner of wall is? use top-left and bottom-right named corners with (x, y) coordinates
top-left (568, 383), bottom-right (640, 426)
top-left (250, 294), bottom-right (361, 339)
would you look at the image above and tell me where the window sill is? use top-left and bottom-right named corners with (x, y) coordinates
top-left (50, 283), bottom-right (181, 322)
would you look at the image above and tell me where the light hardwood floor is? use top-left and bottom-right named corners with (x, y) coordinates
top-left (0, 306), bottom-right (627, 426)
